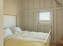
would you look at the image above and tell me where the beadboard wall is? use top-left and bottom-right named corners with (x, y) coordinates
top-left (56, 9), bottom-right (63, 43)
top-left (22, 0), bottom-right (56, 32)
top-left (0, 0), bottom-right (3, 46)
top-left (4, 0), bottom-right (22, 27)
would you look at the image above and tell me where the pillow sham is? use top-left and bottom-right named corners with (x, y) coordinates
top-left (10, 27), bottom-right (22, 34)
top-left (3, 28), bottom-right (13, 38)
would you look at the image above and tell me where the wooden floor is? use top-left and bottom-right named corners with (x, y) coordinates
top-left (51, 43), bottom-right (63, 46)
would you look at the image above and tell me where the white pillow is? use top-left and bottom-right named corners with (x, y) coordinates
top-left (3, 28), bottom-right (13, 38)
top-left (10, 27), bottom-right (22, 34)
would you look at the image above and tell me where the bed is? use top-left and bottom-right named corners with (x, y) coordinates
top-left (4, 27), bottom-right (51, 46)
top-left (3, 15), bottom-right (51, 46)
top-left (4, 36), bottom-right (50, 46)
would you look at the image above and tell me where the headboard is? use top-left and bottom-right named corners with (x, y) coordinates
top-left (3, 14), bottom-right (16, 28)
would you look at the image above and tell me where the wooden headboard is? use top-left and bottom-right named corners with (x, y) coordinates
top-left (3, 14), bottom-right (16, 28)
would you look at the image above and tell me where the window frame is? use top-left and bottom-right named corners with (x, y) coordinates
top-left (38, 10), bottom-right (51, 24)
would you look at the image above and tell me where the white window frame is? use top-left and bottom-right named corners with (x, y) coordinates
top-left (38, 10), bottom-right (51, 24)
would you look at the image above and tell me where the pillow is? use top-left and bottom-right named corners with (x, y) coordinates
top-left (3, 28), bottom-right (13, 38)
top-left (10, 27), bottom-right (22, 34)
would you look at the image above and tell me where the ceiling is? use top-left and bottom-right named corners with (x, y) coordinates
top-left (56, 0), bottom-right (63, 5)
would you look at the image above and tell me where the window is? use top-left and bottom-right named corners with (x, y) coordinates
top-left (39, 12), bottom-right (51, 23)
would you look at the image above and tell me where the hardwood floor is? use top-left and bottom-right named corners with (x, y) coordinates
top-left (51, 43), bottom-right (63, 46)
top-left (51, 43), bottom-right (56, 46)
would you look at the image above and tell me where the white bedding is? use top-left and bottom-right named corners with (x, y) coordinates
top-left (4, 31), bottom-right (50, 43)
top-left (4, 31), bottom-right (51, 46)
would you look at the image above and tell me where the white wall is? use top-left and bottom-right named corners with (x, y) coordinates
top-left (22, 0), bottom-right (56, 31)
top-left (0, 0), bottom-right (3, 46)
top-left (4, 0), bottom-right (22, 27)
top-left (56, 8), bottom-right (63, 43)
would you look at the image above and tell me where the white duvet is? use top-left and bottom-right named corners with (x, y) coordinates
top-left (4, 31), bottom-right (50, 46)
top-left (4, 31), bottom-right (50, 43)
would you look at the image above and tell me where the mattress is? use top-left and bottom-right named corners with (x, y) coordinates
top-left (4, 31), bottom-right (51, 46)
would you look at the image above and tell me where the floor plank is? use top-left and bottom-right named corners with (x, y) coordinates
top-left (51, 43), bottom-right (63, 46)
